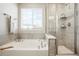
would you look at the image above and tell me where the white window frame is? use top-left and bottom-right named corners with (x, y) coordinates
top-left (19, 7), bottom-right (45, 33)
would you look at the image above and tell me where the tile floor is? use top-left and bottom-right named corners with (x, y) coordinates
top-left (58, 45), bottom-right (75, 55)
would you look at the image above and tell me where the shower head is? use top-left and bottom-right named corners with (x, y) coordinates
top-left (3, 13), bottom-right (7, 15)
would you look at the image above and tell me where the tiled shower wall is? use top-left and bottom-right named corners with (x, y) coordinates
top-left (56, 4), bottom-right (66, 45)
top-left (63, 4), bottom-right (74, 51)
top-left (47, 4), bottom-right (56, 36)
top-left (76, 4), bottom-right (79, 55)
top-left (56, 4), bottom-right (75, 51)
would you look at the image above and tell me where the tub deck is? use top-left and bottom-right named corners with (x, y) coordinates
top-left (0, 39), bottom-right (48, 56)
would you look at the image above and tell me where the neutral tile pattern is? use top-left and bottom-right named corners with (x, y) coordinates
top-left (20, 33), bottom-right (45, 39)
top-left (63, 4), bottom-right (74, 51)
top-left (47, 4), bottom-right (56, 36)
top-left (48, 39), bottom-right (56, 56)
top-left (0, 50), bottom-right (48, 56)
top-left (58, 45), bottom-right (74, 55)
top-left (56, 4), bottom-right (75, 51)
top-left (76, 4), bottom-right (79, 55)
top-left (0, 34), bottom-right (17, 46)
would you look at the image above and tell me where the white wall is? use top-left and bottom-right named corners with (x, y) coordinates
top-left (0, 3), bottom-right (18, 45)
top-left (0, 3), bottom-right (18, 35)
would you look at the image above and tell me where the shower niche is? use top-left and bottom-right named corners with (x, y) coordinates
top-left (60, 13), bottom-right (67, 29)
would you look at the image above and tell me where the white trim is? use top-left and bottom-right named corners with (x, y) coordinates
top-left (18, 4), bottom-right (46, 33)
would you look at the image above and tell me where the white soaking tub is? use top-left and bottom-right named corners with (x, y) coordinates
top-left (0, 39), bottom-right (48, 56)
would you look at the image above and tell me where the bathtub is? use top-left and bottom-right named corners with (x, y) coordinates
top-left (0, 39), bottom-right (48, 56)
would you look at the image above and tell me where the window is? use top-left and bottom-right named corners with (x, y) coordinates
top-left (21, 8), bottom-right (43, 30)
